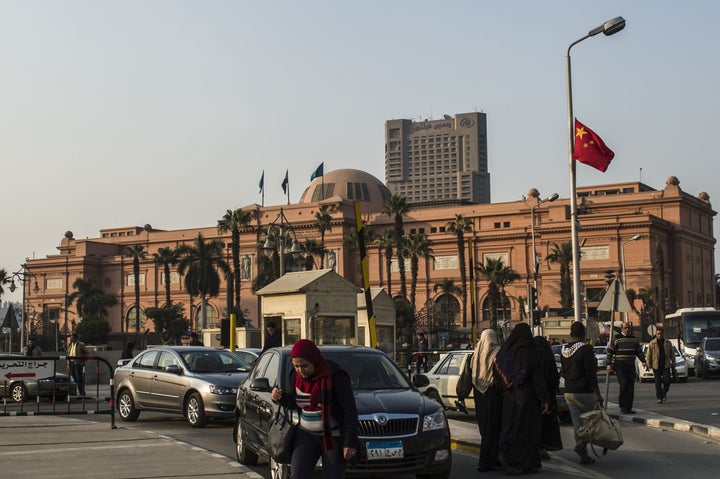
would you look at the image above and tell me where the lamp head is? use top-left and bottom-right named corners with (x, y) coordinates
top-left (546, 193), bottom-right (560, 202)
top-left (588, 16), bottom-right (626, 37)
top-left (33, 281), bottom-right (40, 294)
top-left (262, 237), bottom-right (275, 257)
top-left (631, 234), bottom-right (642, 241)
top-left (9, 280), bottom-right (17, 293)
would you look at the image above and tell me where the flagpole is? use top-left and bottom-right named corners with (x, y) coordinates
top-left (261, 170), bottom-right (265, 207)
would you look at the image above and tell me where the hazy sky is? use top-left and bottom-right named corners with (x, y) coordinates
top-left (2, 1), bottom-right (719, 303)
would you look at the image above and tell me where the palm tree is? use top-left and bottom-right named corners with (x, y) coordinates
top-left (382, 194), bottom-right (412, 299)
top-left (66, 278), bottom-right (118, 319)
top-left (0, 268), bottom-right (9, 299)
top-left (376, 230), bottom-right (395, 297)
top-left (300, 238), bottom-right (324, 271)
top-left (433, 279), bottom-right (462, 331)
top-left (217, 208), bottom-right (252, 313)
top-left (546, 241), bottom-right (574, 309)
top-left (476, 257), bottom-right (520, 335)
top-left (125, 244), bottom-right (146, 333)
top-left (314, 207), bottom-right (332, 268)
top-left (153, 247), bottom-right (180, 307)
top-left (177, 233), bottom-right (230, 330)
top-left (446, 214), bottom-right (473, 327)
top-left (405, 233), bottom-right (433, 310)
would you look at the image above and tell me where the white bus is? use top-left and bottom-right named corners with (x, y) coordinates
top-left (664, 307), bottom-right (720, 372)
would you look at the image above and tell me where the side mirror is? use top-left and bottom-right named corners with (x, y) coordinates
top-left (250, 377), bottom-right (272, 392)
top-left (413, 374), bottom-right (430, 388)
top-left (165, 364), bottom-right (182, 375)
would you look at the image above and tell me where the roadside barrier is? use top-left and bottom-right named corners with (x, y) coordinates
top-left (0, 354), bottom-right (116, 428)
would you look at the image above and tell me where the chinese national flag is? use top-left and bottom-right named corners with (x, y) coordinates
top-left (573, 119), bottom-right (615, 172)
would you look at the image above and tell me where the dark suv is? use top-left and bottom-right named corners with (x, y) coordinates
top-left (233, 345), bottom-right (451, 479)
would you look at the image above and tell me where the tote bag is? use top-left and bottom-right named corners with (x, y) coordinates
top-left (267, 405), bottom-right (297, 464)
top-left (577, 406), bottom-right (623, 451)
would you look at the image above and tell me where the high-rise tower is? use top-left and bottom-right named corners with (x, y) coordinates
top-left (385, 112), bottom-right (490, 204)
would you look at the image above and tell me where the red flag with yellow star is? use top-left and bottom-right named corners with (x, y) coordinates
top-left (573, 119), bottom-right (615, 172)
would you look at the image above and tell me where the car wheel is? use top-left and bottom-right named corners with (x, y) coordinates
top-left (11, 383), bottom-right (27, 402)
top-left (270, 458), bottom-right (290, 479)
top-left (235, 417), bottom-right (258, 465)
top-left (118, 390), bottom-right (140, 421)
top-left (186, 392), bottom-right (207, 428)
top-left (426, 390), bottom-right (443, 407)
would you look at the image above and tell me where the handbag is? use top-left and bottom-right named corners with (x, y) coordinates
top-left (456, 354), bottom-right (473, 400)
top-left (267, 404), bottom-right (297, 464)
top-left (577, 406), bottom-right (623, 453)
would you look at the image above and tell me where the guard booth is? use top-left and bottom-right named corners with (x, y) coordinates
top-left (257, 270), bottom-right (361, 348)
top-left (357, 288), bottom-right (396, 359)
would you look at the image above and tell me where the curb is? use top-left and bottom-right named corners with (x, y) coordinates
top-left (611, 412), bottom-right (720, 441)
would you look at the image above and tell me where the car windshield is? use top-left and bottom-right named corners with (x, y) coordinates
top-left (182, 350), bottom-right (253, 373)
top-left (324, 351), bottom-right (413, 390)
top-left (705, 338), bottom-right (720, 350)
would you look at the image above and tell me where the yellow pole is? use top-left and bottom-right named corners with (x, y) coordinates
top-left (354, 202), bottom-right (377, 348)
top-left (229, 313), bottom-right (236, 350)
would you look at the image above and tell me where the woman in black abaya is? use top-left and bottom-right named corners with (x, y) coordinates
top-left (534, 336), bottom-right (563, 456)
top-left (494, 323), bottom-right (550, 475)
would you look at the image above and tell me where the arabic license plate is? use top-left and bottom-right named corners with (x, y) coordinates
top-left (366, 440), bottom-right (404, 460)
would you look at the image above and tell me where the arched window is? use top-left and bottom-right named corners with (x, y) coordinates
top-left (433, 293), bottom-right (460, 330)
top-left (194, 304), bottom-right (219, 328)
top-left (481, 293), bottom-right (512, 323)
top-left (125, 306), bottom-right (147, 333)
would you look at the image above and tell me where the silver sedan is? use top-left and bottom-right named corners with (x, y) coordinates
top-left (114, 346), bottom-right (252, 427)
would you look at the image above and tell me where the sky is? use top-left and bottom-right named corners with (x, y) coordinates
top-left (2, 1), bottom-right (719, 304)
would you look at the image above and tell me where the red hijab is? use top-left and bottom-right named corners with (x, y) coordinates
top-left (291, 339), bottom-right (335, 450)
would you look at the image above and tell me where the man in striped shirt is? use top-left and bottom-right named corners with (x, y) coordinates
top-left (607, 323), bottom-right (646, 414)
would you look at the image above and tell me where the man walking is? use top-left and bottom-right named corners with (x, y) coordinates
top-left (607, 323), bottom-right (646, 414)
top-left (68, 333), bottom-right (89, 397)
top-left (645, 328), bottom-right (675, 403)
top-left (23, 337), bottom-right (43, 356)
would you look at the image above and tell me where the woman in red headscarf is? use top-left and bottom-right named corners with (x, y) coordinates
top-left (271, 339), bottom-right (359, 479)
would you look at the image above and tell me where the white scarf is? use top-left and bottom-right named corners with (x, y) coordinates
top-left (471, 329), bottom-right (500, 393)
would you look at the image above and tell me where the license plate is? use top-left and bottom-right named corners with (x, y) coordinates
top-left (366, 440), bottom-right (403, 460)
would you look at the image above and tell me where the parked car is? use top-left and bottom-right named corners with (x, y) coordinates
top-left (234, 345), bottom-right (451, 479)
top-left (417, 349), bottom-right (570, 423)
top-left (416, 350), bottom-right (473, 411)
top-left (694, 337), bottom-right (720, 379)
top-left (0, 354), bottom-right (77, 402)
top-left (0, 372), bottom-right (77, 402)
top-left (593, 346), bottom-right (608, 369)
top-left (114, 346), bottom-right (253, 427)
top-left (635, 344), bottom-right (688, 383)
top-left (232, 347), bottom-right (262, 366)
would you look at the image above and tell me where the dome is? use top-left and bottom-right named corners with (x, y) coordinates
top-left (299, 168), bottom-right (391, 212)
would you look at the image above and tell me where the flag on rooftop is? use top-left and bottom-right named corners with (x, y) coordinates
top-left (258, 171), bottom-right (264, 194)
top-left (310, 162), bottom-right (324, 181)
top-left (281, 170), bottom-right (289, 194)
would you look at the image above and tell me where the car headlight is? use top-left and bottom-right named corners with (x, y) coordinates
top-left (706, 355), bottom-right (718, 362)
top-left (209, 385), bottom-right (237, 395)
top-left (422, 409), bottom-right (447, 431)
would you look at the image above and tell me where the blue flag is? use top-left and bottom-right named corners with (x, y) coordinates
top-left (258, 171), bottom-right (264, 194)
top-left (310, 162), bottom-right (324, 181)
top-left (282, 170), bottom-right (289, 194)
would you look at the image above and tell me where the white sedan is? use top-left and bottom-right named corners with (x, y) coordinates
top-left (635, 343), bottom-right (688, 383)
top-left (416, 350), bottom-right (473, 411)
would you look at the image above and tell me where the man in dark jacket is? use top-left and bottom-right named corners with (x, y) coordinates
top-left (263, 322), bottom-right (282, 351)
top-left (561, 321), bottom-right (603, 465)
top-left (606, 322), bottom-right (646, 414)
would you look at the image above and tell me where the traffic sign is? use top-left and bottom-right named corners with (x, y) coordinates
top-left (597, 278), bottom-right (634, 312)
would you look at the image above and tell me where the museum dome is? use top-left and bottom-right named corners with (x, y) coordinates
top-left (299, 168), bottom-right (391, 212)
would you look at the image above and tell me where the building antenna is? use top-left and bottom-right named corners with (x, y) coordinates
top-left (639, 167), bottom-right (643, 183)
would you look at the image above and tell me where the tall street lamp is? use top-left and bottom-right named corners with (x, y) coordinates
top-left (531, 193), bottom-right (559, 288)
top-left (567, 16), bottom-right (626, 323)
top-left (621, 234), bottom-right (642, 322)
top-left (9, 264), bottom-right (40, 351)
top-left (262, 208), bottom-right (302, 277)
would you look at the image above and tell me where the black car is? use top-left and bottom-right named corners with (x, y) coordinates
top-left (233, 345), bottom-right (451, 479)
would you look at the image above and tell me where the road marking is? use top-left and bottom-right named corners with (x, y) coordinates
top-left (0, 439), bottom-right (171, 456)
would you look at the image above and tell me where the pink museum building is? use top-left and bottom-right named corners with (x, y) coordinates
top-left (21, 169), bottom-right (716, 346)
